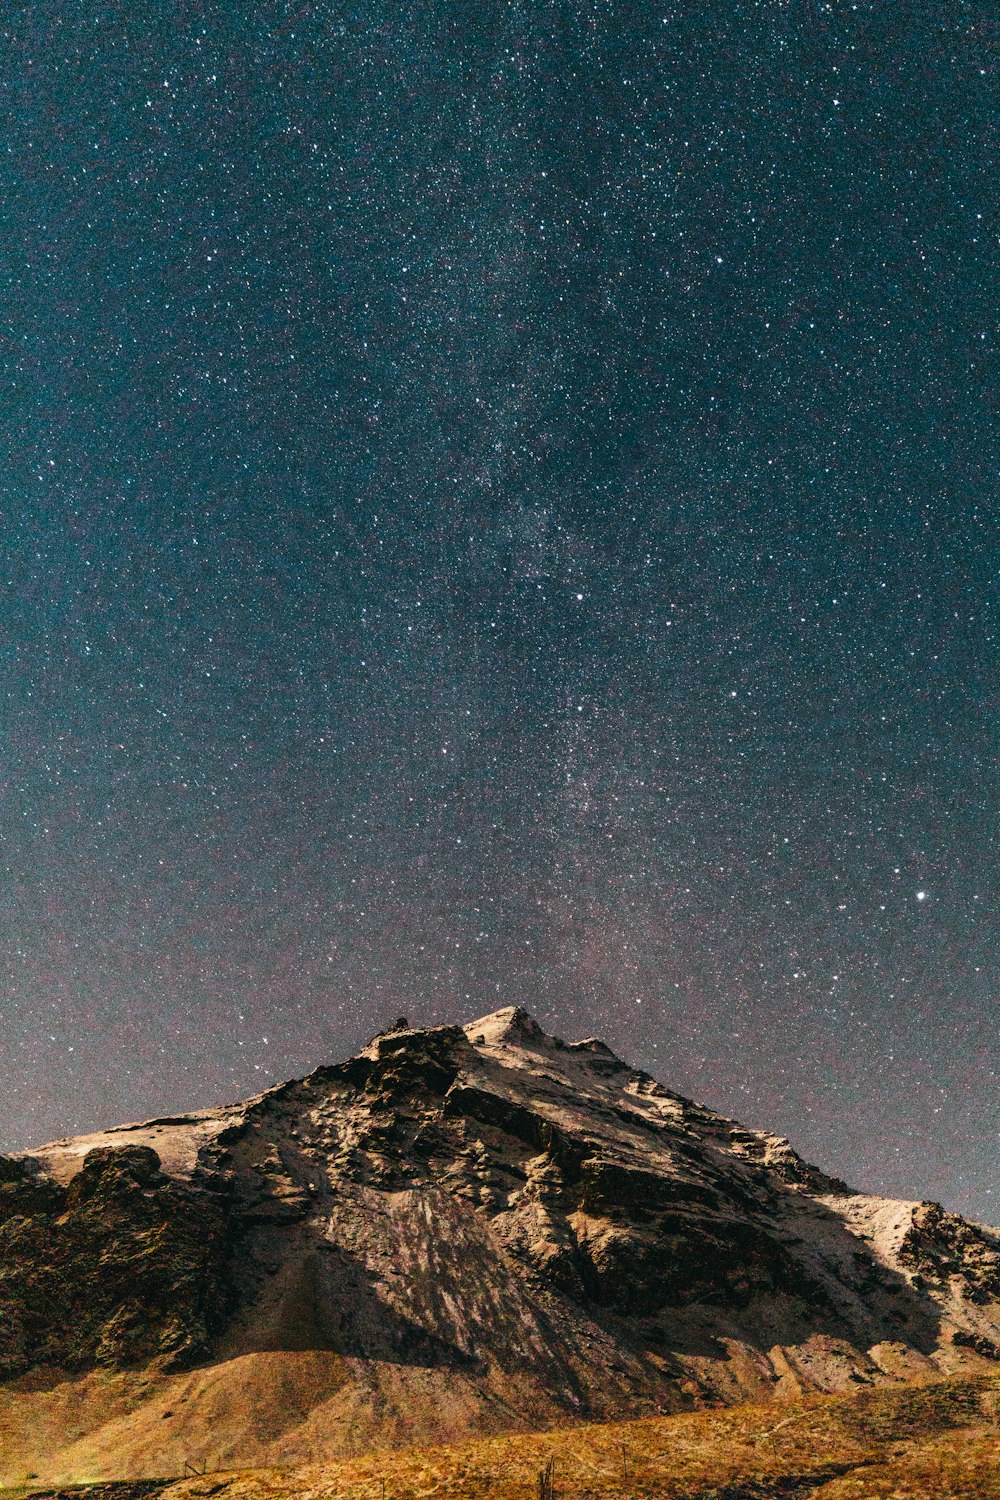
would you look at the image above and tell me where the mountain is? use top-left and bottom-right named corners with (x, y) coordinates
top-left (1, 1007), bottom-right (997, 1481)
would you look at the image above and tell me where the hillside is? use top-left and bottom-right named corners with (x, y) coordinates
top-left (5, 1373), bottom-right (1000, 1499)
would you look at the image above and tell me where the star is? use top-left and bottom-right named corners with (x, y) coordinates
top-left (0, 0), bottom-right (993, 1225)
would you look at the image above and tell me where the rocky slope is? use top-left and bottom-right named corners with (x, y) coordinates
top-left (0, 1007), bottom-right (997, 1481)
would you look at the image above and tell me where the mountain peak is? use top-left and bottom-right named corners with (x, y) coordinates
top-left (463, 1004), bottom-right (548, 1047)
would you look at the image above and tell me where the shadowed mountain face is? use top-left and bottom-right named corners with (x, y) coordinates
top-left (1, 1009), bottom-right (998, 1479)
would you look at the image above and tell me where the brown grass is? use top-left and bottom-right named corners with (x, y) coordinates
top-left (132, 1373), bottom-right (1000, 1500)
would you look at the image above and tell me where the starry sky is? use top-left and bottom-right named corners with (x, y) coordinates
top-left (1, 1), bottom-right (997, 1221)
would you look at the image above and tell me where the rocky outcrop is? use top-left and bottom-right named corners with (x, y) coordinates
top-left (0, 1006), bottom-right (998, 1478)
top-left (0, 1144), bottom-right (230, 1377)
top-left (898, 1200), bottom-right (1000, 1302)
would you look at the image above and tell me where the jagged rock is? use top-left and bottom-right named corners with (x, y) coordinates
top-left (0, 1144), bottom-right (230, 1379)
top-left (899, 1200), bottom-right (1000, 1301)
top-left (0, 1006), bottom-right (998, 1478)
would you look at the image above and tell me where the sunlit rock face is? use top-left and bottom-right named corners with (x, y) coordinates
top-left (2, 1008), bottom-right (998, 1477)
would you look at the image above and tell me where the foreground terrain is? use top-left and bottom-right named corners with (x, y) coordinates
top-left (1, 1009), bottom-right (998, 1478)
top-left (3, 1374), bottom-right (999, 1500)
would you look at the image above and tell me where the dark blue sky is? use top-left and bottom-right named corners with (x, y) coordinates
top-left (1, 1), bottom-right (997, 1220)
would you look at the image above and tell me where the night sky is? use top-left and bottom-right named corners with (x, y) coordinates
top-left (2, 2), bottom-right (997, 1221)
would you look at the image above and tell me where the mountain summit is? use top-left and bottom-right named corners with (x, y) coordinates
top-left (1, 1009), bottom-right (998, 1479)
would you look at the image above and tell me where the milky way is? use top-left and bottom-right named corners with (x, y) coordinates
top-left (1, 2), bottom-right (996, 1220)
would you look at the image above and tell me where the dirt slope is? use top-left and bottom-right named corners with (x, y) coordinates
top-left (46, 1373), bottom-right (999, 1500)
